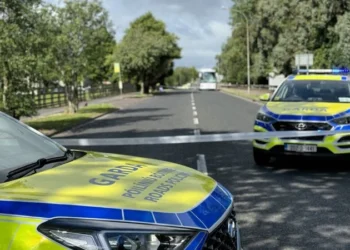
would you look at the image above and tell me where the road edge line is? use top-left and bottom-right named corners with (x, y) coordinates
top-left (197, 154), bottom-right (208, 175)
top-left (220, 89), bottom-right (264, 106)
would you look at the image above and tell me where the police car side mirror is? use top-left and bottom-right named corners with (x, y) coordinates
top-left (259, 93), bottom-right (270, 101)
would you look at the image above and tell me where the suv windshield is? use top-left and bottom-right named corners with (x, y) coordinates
top-left (271, 80), bottom-right (350, 103)
top-left (0, 112), bottom-right (67, 176)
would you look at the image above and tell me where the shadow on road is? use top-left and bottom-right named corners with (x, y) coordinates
top-left (153, 91), bottom-right (192, 96)
top-left (117, 108), bottom-right (167, 114)
top-left (205, 141), bottom-right (350, 250)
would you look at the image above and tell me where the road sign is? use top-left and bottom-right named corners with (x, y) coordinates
top-left (295, 53), bottom-right (314, 67)
top-left (114, 63), bottom-right (120, 73)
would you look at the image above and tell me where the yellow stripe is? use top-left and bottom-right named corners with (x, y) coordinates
top-left (10, 224), bottom-right (65, 250)
top-left (294, 75), bottom-right (343, 80)
top-left (0, 221), bottom-right (19, 250)
top-left (0, 215), bottom-right (43, 224)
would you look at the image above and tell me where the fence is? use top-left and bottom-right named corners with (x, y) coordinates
top-left (33, 83), bottom-right (136, 109)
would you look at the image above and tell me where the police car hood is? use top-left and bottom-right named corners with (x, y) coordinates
top-left (0, 151), bottom-right (232, 218)
top-left (266, 102), bottom-right (350, 116)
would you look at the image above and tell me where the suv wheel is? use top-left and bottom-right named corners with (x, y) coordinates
top-left (253, 148), bottom-right (271, 166)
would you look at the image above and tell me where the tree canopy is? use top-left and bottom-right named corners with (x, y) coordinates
top-left (165, 67), bottom-right (198, 86)
top-left (112, 12), bottom-right (181, 93)
top-left (217, 0), bottom-right (350, 85)
top-left (0, 0), bottom-right (115, 117)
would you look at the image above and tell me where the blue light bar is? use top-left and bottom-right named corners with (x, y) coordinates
top-left (296, 67), bottom-right (350, 74)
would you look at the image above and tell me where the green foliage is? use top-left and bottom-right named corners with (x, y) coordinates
top-left (0, 0), bottom-right (115, 118)
top-left (0, 0), bottom-right (42, 118)
top-left (165, 67), bottom-right (198, 86)
top-left (112, 12), bottom-right (181, 93)
top-left (217, 0), bottom-right (350, 84)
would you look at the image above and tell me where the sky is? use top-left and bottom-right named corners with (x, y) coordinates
top-left (50, 0), bottom-right (233, 69)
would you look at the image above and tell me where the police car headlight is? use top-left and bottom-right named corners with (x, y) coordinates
top-left (256, 112), bottom-right (275, 122)
top-left (332, 116), bottom-right (350, 125)
top-left (38, 218), bottom-right (196, 250)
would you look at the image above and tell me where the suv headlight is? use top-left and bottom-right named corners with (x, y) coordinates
top-left (38, 218), bottom-right (196, 250)
top-left (256, 112), bottom-right (275, 123)
top-left (332, 116), bottom-right (350, 125)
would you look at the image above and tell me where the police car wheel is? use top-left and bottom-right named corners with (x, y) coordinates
top-left (253, 148), bottom-right (271, 166)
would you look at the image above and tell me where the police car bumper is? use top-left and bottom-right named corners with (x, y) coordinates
top-left (253, 135), bottom-right (350, 158)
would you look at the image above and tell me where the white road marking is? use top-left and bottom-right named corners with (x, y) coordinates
top-left (197, 154), bottom-right (208, 175)
top-left (220, 90), bottom-right (263, 106)
top-left (193, 111), bottom-right (198, 116)
top-left (54, 130), bottom-right (343, 146)
top-left (193, 117), bottom-right (199, 125)
top-left (194, 129), bottom-right (200, 135)
top-left (192, 106), bottom-right (196, 111)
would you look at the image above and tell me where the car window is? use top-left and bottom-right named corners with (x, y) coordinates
top-left (271, 80), bottom-right (350, 102)
top-left (0, 112), bottom-right (67, 173)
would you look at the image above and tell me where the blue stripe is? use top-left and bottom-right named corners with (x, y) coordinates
top-left (262, 106), bottom-right (279, 119)
top-left (0, 185), bottom-right (233, 231)
top-left (278, 115), bottom-right (327, 121)
top-left (0, 200), bottom-right (123, 220)
top-left (255, 121), bottom-right (274, 131)
top-left (191, 196), bottom-right (226, 228)
top-left (211, 185), bottom-right (233, 208)
top-left (124, 209), bottom-right (154, 223)
top-left (154, 212), bottom-right (181, 226)
top-left (185, 232), bottom-right (207, 250)
top-left (177, 211), bottom-right (207, 228)
top-left (334, 125), bottom-right (350, 131)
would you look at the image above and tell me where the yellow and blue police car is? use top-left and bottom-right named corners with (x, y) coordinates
top-left (0, 111), bottom-right (241, 249)
top-left (253, 68), bottom-right (350, 165)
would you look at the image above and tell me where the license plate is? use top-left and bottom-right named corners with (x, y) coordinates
top-left (284, 144), bottom-right (317, 152)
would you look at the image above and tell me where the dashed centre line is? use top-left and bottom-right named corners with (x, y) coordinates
top-left (191, 92), bottom-right (200, 135)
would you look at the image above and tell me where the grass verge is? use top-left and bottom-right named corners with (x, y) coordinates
top-left (127, 93), bottom-right (154, 98)
top-left (220, 87), bottom-right (270, 102)
top-left (25, 103), bottom-right (117, 136)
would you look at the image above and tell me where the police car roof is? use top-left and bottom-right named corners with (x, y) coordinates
top-left (288, 68), bottom-right (350, 81)
top-left (289, 74), bottom-right (349, 81)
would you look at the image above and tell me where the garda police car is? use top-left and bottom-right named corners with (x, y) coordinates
top-left (253, 68), bottom-right (350, 165)
top-left (0, 111), bottom-right (241, 249)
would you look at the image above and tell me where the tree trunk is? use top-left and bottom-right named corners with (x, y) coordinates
top-left (2, 76), bottom-right (8, 110)
top-left (144, 84), bottom-right (150, 94)
top-left (140, 82), bottom-right (144, 94)
top-left (65, 85), bottom-right (79, 113)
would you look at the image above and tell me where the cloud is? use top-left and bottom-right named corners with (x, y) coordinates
top-left (46, 0), bottom-right (233, 69)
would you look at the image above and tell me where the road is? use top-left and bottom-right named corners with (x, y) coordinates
top-left (54, 90), bottom-right (350, 250)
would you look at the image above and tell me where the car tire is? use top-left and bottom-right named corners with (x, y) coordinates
top-left (253, 148), bottom-right (271, 166)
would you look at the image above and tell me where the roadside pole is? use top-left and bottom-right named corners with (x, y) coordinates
top-left (114, 62), bottom-right (123, 96)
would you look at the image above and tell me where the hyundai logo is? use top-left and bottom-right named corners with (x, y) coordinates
top-left (227, 219), bottom-right (236, 238)
top-left (295, 123), bottom-right (307, 130)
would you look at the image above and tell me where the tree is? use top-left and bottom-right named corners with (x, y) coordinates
top-left (216, 0), bottom-right (350, 84)
top-left (113, 12), bottom-right (181, 94)
top-left (331, 12), bottom-right (350, 67)
top-left (165, 67), bottom-right (198, 86)
top-left (49, 0), bottom-right (115, 113)
top-left (0, 0), bottom-right (42, 119)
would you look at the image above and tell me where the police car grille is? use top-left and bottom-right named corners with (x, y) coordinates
top-left (273, 122), bottom-right (332, 131)
top-left (202, 209), bottom-right (237, 250)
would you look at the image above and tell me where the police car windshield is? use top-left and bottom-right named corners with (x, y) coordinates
top-left (0, 112), bottom-right (67, 178)
top-left (271, 80), bottom-right (350, 103)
